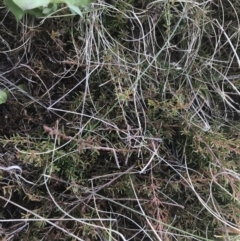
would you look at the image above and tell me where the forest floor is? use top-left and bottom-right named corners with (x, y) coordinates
top-left (1, 1), bottom-right (240, 240)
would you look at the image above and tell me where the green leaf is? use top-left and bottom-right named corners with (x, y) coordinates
top-left (12, 0), bottom-right (91, 10)
top-left (17, 84), bottom-right (28, 92)
top-left (12, 0), bottom-right (50, 10)
top-left (4, 0), bottom-right (92, 21)
top-left (4, 0), bottom-right (25, 21)
top-left (66, 3), bottom-right (83, 17)
top-left (63, 0), bottom-right (92, 8)
top-left (42, 4), bottom-right (58, 14)
top-left (26, 8), bottom-right (46, 18)
top-left (0, 90), bottom-right (9, 104)
top-left (76, 0), bottom-right (92, 8)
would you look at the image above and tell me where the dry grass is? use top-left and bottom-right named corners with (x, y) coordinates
top-left (1, 0), bottom-right (240, 240)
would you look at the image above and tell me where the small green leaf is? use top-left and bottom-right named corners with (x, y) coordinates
top-left (17, 84), bottom-right (28, 92)
top-left (42, 4), bottom-right (58, 14)
top-left (66, 3), bottom-right (82, 17)
top-left (0, 90), bottom-right (9, 104)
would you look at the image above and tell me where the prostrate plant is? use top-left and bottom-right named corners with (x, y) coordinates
top-left (4, 0), bottom-right (92, 20)
top-left (1, 0), bottom-right (240, 240)
top-left (0, 84), bottom-right (27, 104)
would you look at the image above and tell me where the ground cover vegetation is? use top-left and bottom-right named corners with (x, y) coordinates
top-left (0, 0), bottom-right (240, 240)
